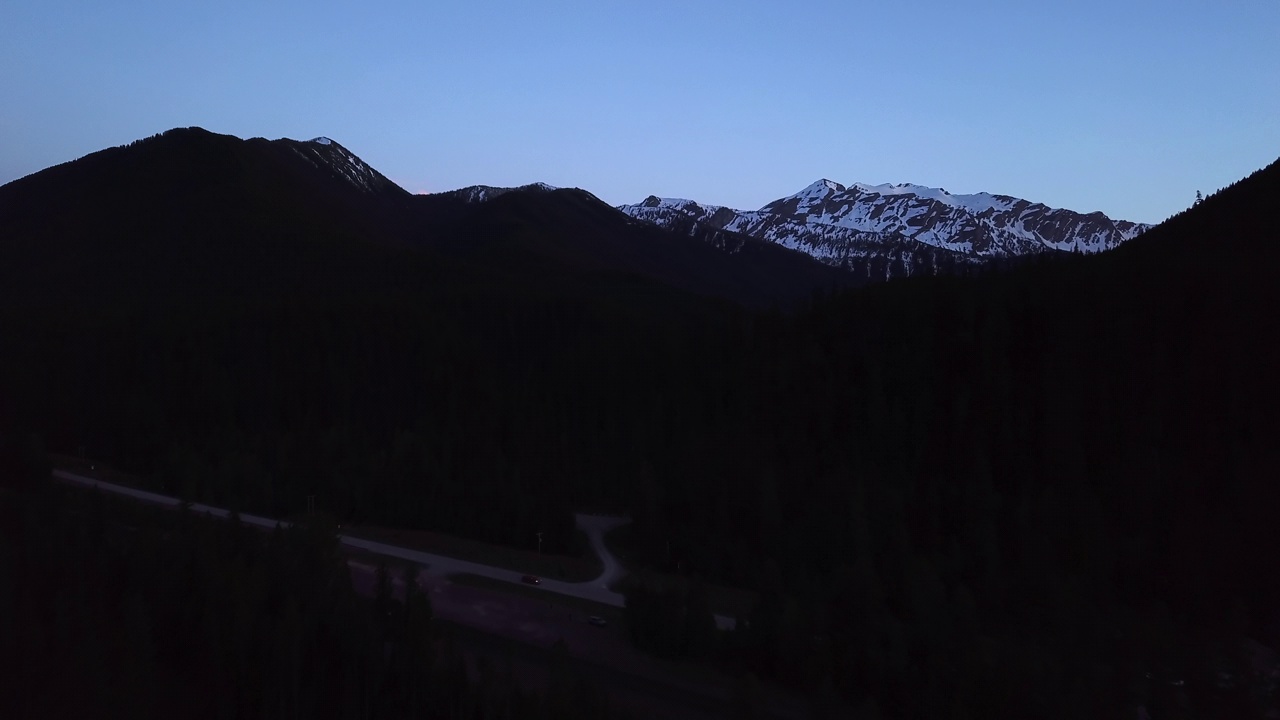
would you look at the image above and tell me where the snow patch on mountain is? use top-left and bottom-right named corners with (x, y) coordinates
top-left (850, 182), bottom-right (1013, 215)
top-left (285, 137), bottom-right (401, 195)
top-left (618, 179), bottom-right (1150, 279)
top-left (437, 182), bottom-right (561, 203)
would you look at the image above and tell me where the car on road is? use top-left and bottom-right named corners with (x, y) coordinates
top-left (521, 574), bottom-right (541, 585)
top-left (588, 615), bottom-right (607, 627)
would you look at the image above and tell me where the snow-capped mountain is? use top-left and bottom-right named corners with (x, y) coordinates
top-left (436, 182), bottom-right (560, 203)
top-left (282, 136), bottom-right (403, 195)
top-left (619, 180), bottom-right (1150, 279)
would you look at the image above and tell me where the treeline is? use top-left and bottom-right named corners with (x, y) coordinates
top-left (0, 482), bottom-right (629, 720)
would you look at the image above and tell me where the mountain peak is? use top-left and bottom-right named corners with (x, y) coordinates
top-left (801, 178), bottom-right (847, 196)
top-left (620, 178), bottom-right (1152, 277)
top-left (278, 134), bottom-right (403, 196)
top-left (852, 181), bottom-right (930, 193)
top-left (434, 181), bottom-right (561, 204)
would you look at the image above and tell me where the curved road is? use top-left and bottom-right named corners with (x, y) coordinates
top-left (53, 469), bottom-right (798, 718)
top-left (51, 469), bottom-right (731, 628)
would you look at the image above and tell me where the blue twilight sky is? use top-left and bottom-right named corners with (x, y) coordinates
top-left (2, 1), bottom-right (1277, 224)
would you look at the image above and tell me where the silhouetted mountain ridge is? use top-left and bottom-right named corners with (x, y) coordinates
top-left (4, 129), bottom-right (1280, 719)
top-left (408, 180), bottom-right (856, 307)
top-left (0, 127), bottom-right (851, 310)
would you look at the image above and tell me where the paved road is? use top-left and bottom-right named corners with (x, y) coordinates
top-left (572, 513), bottom-right (630, 592)
top-left (51, 469), bottom-right (732, 629)
top-left (50, 471), bottom-right (800, 719)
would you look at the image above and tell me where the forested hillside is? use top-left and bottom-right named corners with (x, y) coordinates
top-left (615, 159), bottom-right (1280, 717)
top-left (2, 130), bottom-right (1278, 717)
top-left (0, 483), bottom-right (625, 720)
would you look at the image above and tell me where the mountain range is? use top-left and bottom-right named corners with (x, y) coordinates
top-left (1, 127), bottom-right (1156, 310)
top-left (0, 127), bottom-right (849, 311)
top-left (3, 127), bottom-right (1280, 719)
top-left (617, 180), bottom-right (1150, 281)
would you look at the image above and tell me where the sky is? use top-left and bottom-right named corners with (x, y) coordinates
top-left (2, 1), bottom-right (1277, 224)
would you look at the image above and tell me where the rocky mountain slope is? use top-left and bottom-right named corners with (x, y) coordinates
top-left (620, 180), bottom-right (1150, 280)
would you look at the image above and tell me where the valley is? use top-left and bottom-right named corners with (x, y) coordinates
top-left (3, 129), bottom-right (1279, 719)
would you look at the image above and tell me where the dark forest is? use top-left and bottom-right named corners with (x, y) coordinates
top-left (2, 131), bottom-right (1278, 718)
